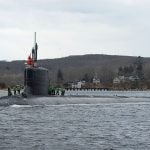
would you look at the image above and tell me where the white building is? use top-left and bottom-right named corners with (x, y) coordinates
top-left (71, 81), bottom-right (86, 89)
top-left (119, 76), bottom-right (125, 82)
top-left (128, 76), bottom-right (139, 81)
top-left (93, 77), bottom-right (100, 84)
top-left (113, 77), bottom-right (121, 84)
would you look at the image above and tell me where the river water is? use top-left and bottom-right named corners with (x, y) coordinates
top-left (0, 90), bottom-right (150, 150)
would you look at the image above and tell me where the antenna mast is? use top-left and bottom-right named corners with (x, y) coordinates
top-left (34, 32), bottom-right (38, 63)
top-left (34, 32), bottom-right (36, 48)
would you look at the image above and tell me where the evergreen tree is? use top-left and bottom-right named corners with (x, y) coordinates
top-left (83, 73), bottom-right (91, 82)
top-left (57, 69), bottom-right (63, 83)
top-left (128, 65), bottom-right (134, 74)
top-left (135, 56), bottom-right (144, 80)
top-left (118, 67), bottom-right (123, 76)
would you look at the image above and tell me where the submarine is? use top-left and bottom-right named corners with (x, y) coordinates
top-left (0, 32), bottom-right (56, 106)
top-left (0, 32), bottom-right (126, 107)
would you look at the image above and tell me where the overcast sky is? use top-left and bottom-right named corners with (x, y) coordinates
top-left (0, 0), bottom-right (150, 60)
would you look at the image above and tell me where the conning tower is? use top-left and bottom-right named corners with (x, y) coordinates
top-left (24, 32), bottom-right (49, 96)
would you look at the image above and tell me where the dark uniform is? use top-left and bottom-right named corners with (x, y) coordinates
top-left (8, 87), bottom-right (12, 96)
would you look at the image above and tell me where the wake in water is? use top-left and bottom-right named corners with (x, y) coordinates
top-left (10, 104), bottom-right (33, 108)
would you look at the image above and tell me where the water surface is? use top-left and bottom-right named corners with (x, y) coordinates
top-left (0, 90), bottom-right (150, 150)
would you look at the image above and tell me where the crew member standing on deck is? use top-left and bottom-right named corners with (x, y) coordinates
top-left (8, 87), bottom-right (12, 96)
top-left (13, 87), bottom-right (16, 95)
top-left (16, 85), bottom-right (21, 95)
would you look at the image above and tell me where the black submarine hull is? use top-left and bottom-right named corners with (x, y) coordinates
top-left (0, 95), bottom-right (68, 106)
top-left (0, 96), bottom-right (28, 106)
top-left (0, 94), bottom-right (131, 107)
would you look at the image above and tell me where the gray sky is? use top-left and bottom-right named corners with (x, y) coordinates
top-left (0, 0), bottom-right (150, 60)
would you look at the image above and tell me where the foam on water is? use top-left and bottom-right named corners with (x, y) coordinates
top-left (10, 104), bottom-right (33, 108)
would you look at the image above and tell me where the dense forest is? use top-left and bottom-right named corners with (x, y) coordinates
top-left (0, 54), bottom-right (150, 88)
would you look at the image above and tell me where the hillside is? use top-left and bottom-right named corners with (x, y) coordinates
top-left (0, 54), bottom-right (150, 86)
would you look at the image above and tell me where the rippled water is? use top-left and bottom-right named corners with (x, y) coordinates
top-left (0, 90), bottom-right (150, 150)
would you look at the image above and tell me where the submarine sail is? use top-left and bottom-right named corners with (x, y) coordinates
top-left (24, 32), bottom-right (49, 96)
